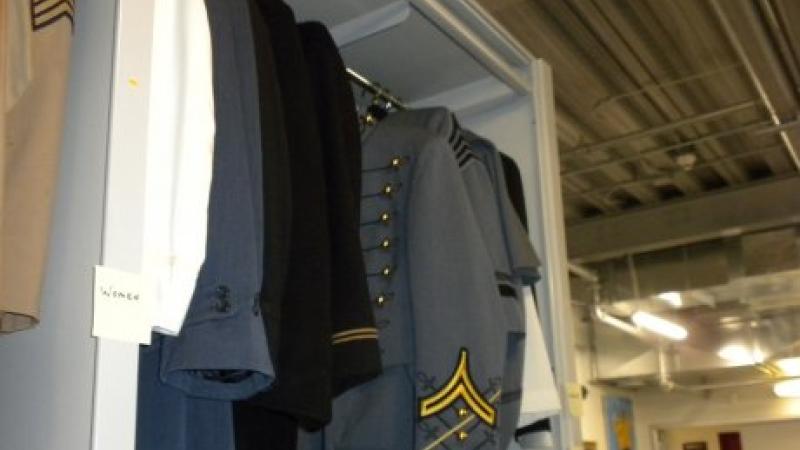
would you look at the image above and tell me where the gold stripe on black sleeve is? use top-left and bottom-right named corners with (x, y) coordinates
top-left (332, 327), bottom-right (379, 340)
top-left (332, 332), bottom-right (379, 345)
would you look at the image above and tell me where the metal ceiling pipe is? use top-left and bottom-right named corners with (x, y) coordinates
top-left (569, 262), bottom-right (599, 283)
top-left (563, 120), bottom-right (772, 177)
top-left (709, 0), bottom-right (800, 172)
top-left (563, 145), bottom-right (785, 198)
top-left (657, 346), bottom-right (676, 392)
top-left (591, 63), bottom-right (743, 114)
top-left (757, 0), bottom-right (800, 97)
top-left (562, 100), bottom-right (760, 157)
top-left (752, 117), bottom-right (800, 135)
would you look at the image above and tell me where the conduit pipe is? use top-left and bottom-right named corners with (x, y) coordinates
top-left (563, 101), bottom-right (759, 157)
top-left (709, 0), bottom-right (800, 171)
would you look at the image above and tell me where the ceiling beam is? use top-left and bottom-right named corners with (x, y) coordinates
top-left (567, 176), bottom-right (800, 261)
top-left (590, 63), bottom-right (743, 114)
top-left (562, 120), bottom-right (771, 178)
top-left (562, 145), bottom-right (785, 198)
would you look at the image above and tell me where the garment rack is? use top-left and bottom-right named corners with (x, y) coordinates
top-left (346, 67), bottom-right (408, 110)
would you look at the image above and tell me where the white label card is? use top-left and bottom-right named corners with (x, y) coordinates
top-left (92, 266), bottom-right (154, 344)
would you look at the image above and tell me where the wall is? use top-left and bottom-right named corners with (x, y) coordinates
top-left (739, 420), bottom-right (800, 450)
top-left (581, 382), bottom-right (625, 450)
top-left (576, 345), bottom-right (636, 450)
top-left (663, 420), bottom-right (800, 450)
top-left (0, 1), bottom-right (115, 449)
top-left (664, 425), bottom-right (736, 450)
top-left (574, 331), bottom-right (800, 450)
top-left (576, 373), bottom-right (800, 450)
top-left (633, 385), bottom-right (800, 450)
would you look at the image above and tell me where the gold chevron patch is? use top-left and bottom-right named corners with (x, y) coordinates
top-left (418, 349), bottom-right (497, 427)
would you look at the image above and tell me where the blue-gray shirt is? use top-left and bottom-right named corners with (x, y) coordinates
top-left (136, 0), bottom-right (273, 449)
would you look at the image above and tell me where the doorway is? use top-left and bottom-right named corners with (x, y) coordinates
top-left (718, 432), bottom-right (742, 450)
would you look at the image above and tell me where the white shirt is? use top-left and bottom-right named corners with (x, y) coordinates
top-left (519, 286), bottom-right (562, 425)
top-left (143, 0), bottom-right (215, 335)
top-left (508, 287), bottom-right (561, 450)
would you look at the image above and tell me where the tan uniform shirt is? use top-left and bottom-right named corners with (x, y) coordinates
top-left (1, 0), bottom-right (73, 333)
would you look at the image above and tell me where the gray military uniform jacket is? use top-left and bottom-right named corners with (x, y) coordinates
top-left (378, 109), bottom-right (542, 449)
top-left (463, 130), bottom-right (540, 284)
top-left (300, 110), bottom-right (512, 449)
top-left (464, 129), bottom-right (543, 449)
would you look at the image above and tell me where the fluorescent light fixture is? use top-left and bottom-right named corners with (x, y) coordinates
top-left (656, 291), bottom-right (683, 307)
top-left (776, 357), bottom-right (800, 377)
top-left (773, 379), bottom-right (800, 398)
top-left (631, 311), bottom-right (688, 340)
top-left (718, 344), bottom-right (765, 366)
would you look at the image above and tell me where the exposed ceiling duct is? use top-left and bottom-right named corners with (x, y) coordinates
top-left (570, 225), bottom-right (800, 390)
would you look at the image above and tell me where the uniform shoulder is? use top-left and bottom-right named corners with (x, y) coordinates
top-left (380, 108), bottom-right (453, 137)
top-left (362, 120), bottom-right (455, 165)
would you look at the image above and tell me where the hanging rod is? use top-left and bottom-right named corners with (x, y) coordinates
top-left (346, 67), bottom-right (408, 110)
